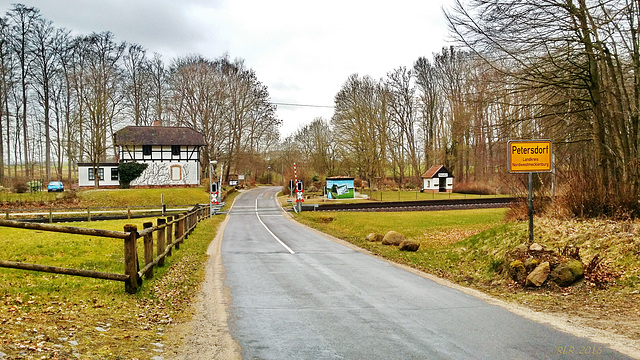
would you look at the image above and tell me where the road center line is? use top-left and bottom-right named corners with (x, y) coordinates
top-left (255, 199), bottom-right (295, 254)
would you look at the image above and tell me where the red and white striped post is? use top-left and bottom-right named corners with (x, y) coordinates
top-left (293, 162), bottom-right (298, 184)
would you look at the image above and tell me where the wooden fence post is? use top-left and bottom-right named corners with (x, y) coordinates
top-left (123, 224), bottom-right (139, 294)
top-left (143, 222), bottom-right (154, 279)
top-left (157, 218), bottom-right (166, 267)
top-left (176, 215), bottom-right (183, 250)
top-left (166, 216), bottom-right (173, 256)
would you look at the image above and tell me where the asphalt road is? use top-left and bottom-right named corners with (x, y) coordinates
top-left (221, 187), bottom-right (632, 360)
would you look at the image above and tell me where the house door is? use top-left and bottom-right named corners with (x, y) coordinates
top-left (439, 177), bottom-right (446, 192)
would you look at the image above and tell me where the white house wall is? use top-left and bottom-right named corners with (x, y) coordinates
top-left (78, 165), bottom-right (120, 187)
top-left (422, 177), bottom-right (454, 192)
top-left (120, 145), bottom-right (200, 162)
top-left (131, 161), bottom-right (200, 186)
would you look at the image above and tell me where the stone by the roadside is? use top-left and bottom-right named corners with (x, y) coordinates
top-left (399, 240), bottom-right (420, 252)
top-left (382, 231), bottom-right (405, 246)
top-left (523, 257), bottom-right (540, 271)
top-left (529, 243), bottom-right (544, 251)
top-left (550, 259), bottom-right (584, 287)
top-left (516, 243), bottom-right (529, 252)
top-left (365, 233), bottom-right (383, 242)
top-left (526, 261), bottom-right (550, 287)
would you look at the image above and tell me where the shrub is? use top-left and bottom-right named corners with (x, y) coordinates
top-left (554, 171), bottom-right (640, 219)
top-left (454, 181), bottom-right (497, 195)
top-left (14, 182), bottom-right (28, 194)
top-left (118, 162), bottom-right (148, 189)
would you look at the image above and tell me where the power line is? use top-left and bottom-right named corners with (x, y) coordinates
top-left (271, 102), bottom-right (334, 109)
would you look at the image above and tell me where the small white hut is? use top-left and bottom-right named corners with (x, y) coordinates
top-left (421, 165), bottom-right (454, 193)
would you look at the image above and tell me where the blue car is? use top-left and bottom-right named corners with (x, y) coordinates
top-left (47, 181), bottom-right (64, 192)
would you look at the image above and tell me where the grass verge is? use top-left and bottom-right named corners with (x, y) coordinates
top-left (295, 210), bottom-right (640, 341)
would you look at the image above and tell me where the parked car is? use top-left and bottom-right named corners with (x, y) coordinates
top-left (47, 181), bottom-right (64, 192)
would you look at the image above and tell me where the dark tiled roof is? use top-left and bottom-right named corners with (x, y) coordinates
top-left (422, 165), bottom-right (443, 178)
top-left (114, 126), bottom-right (206, 146)
top-left (421, 165), bottom-right (454, 178)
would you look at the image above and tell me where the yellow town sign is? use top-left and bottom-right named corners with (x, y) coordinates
top-left (508, 140), bottom-right (552, 173)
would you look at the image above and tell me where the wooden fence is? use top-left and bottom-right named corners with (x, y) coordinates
top-left (0, 204), bottom-right (209, 293)
top-left (2, 204), bottom-right (192, 222)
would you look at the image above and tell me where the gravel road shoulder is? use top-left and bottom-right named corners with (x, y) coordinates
top-left (164, 214), bottom-right (241, 360)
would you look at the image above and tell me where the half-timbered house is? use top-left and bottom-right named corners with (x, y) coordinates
top-left (78, 123), bottom-right (206, 188)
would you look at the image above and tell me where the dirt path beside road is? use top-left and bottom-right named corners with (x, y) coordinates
top-left (164, 215), bottom-right (241, 360)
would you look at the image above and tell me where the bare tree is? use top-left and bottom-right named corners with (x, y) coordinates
top-left (123, 43), bottom-right (153, 126)
top-left (31, 17), bottom-right (59, 182)
top-left (149, 52), bottom-right (166, 124)
top-left (76, 32), bottom-right (125, 188)
top-left (387, 66), bottom-right (420, 183)
top-left (0, 16), bottom-right (10, 183)
top-left (447, 0), bottom-right (640, 215)
top-left (332, 74), bottom-right (388, 187)
top-left (414, 56), bottom-right (442, 172)
top-left (8, 4), bottom-right (40, 178)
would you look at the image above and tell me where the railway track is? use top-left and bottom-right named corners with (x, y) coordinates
top-left (301, 197), bottom-right (516, 212)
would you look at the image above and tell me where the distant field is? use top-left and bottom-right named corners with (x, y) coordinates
top-left (0, 186), bottom-right (212, 208)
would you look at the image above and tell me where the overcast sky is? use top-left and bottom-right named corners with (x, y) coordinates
top-left (0, 0), bottom-right (453, 137)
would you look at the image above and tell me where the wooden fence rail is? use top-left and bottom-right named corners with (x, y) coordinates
top-left (0, 204), bottom-right (209, 293)
top-left (3, 204), bottom-right (193, 222)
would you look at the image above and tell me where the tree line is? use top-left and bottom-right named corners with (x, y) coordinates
top-left (281, 49), bottom-right (515, 193)
top-left (0, 4), bottom-right (280, 187)
top-left (282, 0), bottom-right (640, 217)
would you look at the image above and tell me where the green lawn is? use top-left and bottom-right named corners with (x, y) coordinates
top-left (0, 186), bottom-right (213, 208)
top-left (0, 190), bottom-right (238, 359)
top-left (77, 187), bottom-right (211, 207)
top-left (0, 191), bottom-right (60, 204)
top-left (295, 208), bottom-right (511, 284)
top-left (296, 208), bottom-right (507, 243)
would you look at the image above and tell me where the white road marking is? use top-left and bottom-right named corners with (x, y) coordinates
top-left (255, 199), bottom-right (295, 254)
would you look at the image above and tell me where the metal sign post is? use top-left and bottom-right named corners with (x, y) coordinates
top-left (296, 180), bottom-right (304, 213)
top-left (508, 140), bottom-right (553, 244)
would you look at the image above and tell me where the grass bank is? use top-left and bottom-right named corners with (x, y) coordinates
top-left (0, 187), bottom-right (212, 208)
top-left (0, 191), bottom-right (239, 359)
top-left (295, 210), bottom-right (640, 341)
top-left (295, 209), bottom-right (509, 283)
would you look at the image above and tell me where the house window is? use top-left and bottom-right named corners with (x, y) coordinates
top-left (143, 145), bottom-right (152, 156)
top-left (111, 168), bottom-right (119, 181)
top-left (88, 168), bottom-right (104, 181)
top-left (427, 180), bottom-right (431, 187)
top-left (171, 145), bottom-right (180, 156)
top-left (170, 165), bottom-right (182, 181)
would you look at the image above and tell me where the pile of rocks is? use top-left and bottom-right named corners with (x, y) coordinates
top-left (366, 231), bottom-right (420, 252)
top-left (506, 243), bottom-right (584, 287)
